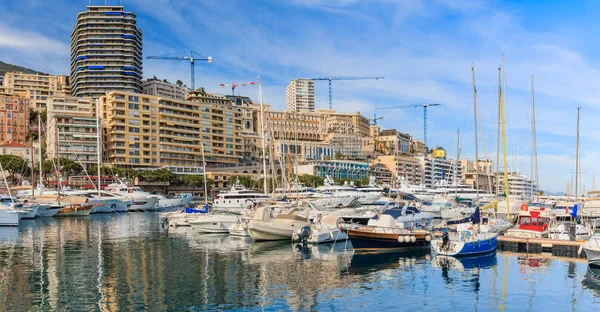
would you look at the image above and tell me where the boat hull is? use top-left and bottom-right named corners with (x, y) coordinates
top-left (190, 215), bottom-right (241, 233)
top-left (308, 229), bottom-right (348, 244)
top-left (505, 228), bottom-right (547, 239)
top-left (432, 234), bottom-right (498, 256)
top-left (20, 205), bottom-right (39, 219)
top-left (584, 247), bottom-right (600, 266)
top-left (38, 205), bottom-right (62, 217)
top-left (128, 197), bottom-right (159, 212)
top-left (229, 223), bottom-right (249, 237)
top-left (347, 228), bottom-right (431, 252)
top-left (248, 221), bottom-right (309, 241)
top-left (54, 207), bottom-right (92, 217)
top-left (0, 210), bottom-right (20, 226)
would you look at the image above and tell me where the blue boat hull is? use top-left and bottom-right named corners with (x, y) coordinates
top-left (432, 235), bottom-right (498, 257)
top-left (348, 235), bottom-right (430, 252)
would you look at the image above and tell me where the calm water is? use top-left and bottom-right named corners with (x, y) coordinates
top-left (1, 214), bottom-right (600, 311)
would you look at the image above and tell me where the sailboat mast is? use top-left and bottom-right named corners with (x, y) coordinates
top-left (56, 123), bottom-right (61, 200)
top-left (576, 107), bottom-right (581, 201)
top-left (96, 103), bottom-right (102, 196)
top-left (258, 77), bottom-right (268, 194)
top-left (500, 72), bottom-right (510, 217)
top-left (38, 117), bottom-right (43, 189)
top-left (31, 141), bottom-right (35, 199)
top-left (496, 67), bottom-right (501, 200)
top-left (531, 75), bottom-right (538, 199)
top-left (472, 67), bottom-right (480, 200)
top-left (455, 128), bottom-right (460, 198)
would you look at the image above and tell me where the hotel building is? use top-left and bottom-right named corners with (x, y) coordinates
top-left (0, 92), bottom-right (29, 144)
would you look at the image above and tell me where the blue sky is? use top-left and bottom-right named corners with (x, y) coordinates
top-left (0, 0), bottom-right (598, 193)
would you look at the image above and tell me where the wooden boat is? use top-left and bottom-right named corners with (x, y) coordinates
top-left (346, 214), bottom-right (431, 252)
top-left (504, 204), bottom-right (552, 238)
top-left (36, 196), bottom-right (94, 217)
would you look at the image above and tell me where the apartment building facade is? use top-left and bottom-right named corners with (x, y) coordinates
top-left (99, 90), bottom-right (249, 169)
top-left (70, 5), bottom-right (143, 99)
top-left (143, 78), bottom-right (187, 100)
top-left (46, 96), bottom-right (98, 168)
top-left (0, 93), bottom-right (29, 144)
top-left (285, 79), bottom-right (315, 112)
top-left (377, 155), bottom-right (423, 185)
top-left (2, 72), bottom-right (70, 110)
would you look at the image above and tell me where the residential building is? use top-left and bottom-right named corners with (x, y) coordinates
top-left (328, 133), bottom-right (365, 159)
top-left (99, 90), bottom-right (249, 169)
top-left (459, 159), bottom-right (495, 192)
top-left (321, 109), bottom-right (371, 137)
top-left (286, 79), bottom-right (314, 112)
top-left (297, 160), bottom-right (370, 180)
top-left (369, 162), bottom-right (393, 185)
top-left (376, 155), bottom-right (423, 185)
top-left (495, 172), bottom-right (537, 198)
top-left (410, 139), bottom-right (426, 155)
top-left (377, 129), bottom-right (411, 155)
top-left (143, 78), bottom-right (187, 100)
top-left (0, 142), bottom-right (37, 164)
top-left (2, 72), bottom-right (70, 110)
top-left (46, 96), bottom-right (98, 169)
top-left (0, 92), bottom-right (29, 144)
top-left (70, 5), bottom-right (143, 99)
top-left (417, 155), bottom-right (462, 188)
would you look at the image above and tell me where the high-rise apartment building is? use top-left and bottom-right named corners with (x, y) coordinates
top-left (143, 78), bottom-right (188, 100)
top-left (286, 79), bottom-right (314, 112)
top-left (70, 5), bottom-right (143, 99)
top-left (46, 96), bottom-right (99, 169)
top-left (2, 72), bottom-right (70, 110)
top-left (99, 90), bottom-right (249, 168)
top-left (0, 93), bottom-right (29, 144)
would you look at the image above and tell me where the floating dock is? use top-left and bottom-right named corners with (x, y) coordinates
top-left (498, 236), bottom-right (585, 258)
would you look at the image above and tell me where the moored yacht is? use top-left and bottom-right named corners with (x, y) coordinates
top-left (315, 176), bottom-right (381, 205)
top-left (105, 183), bottom-right (159, 211)
top-left (247, 207), bottom-right (310, 241)
top-left (504, 204), bottom-right (552, 238)
top-left (213, 180), bottom-right (271, 211)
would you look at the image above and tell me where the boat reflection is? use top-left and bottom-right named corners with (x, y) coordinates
top-left (0, 227), bottom-right (18, 246)
top-left (348, 248), bottom-right (430, 275)
top-left (431, 252), bottom-right (497, 271)
top-left (582, 265), bottom-right (600, 296)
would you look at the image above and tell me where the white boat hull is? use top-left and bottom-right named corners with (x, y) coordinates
top-left (38, 205), bottom-right (62, 217)
top-left (128, 197), bottom-right (158, 212)
top-left (20, 205), bottom-right (39, 219)
top-left (152, 198), bottom-right (185, 211)
top-left (248, 220), bottom-right (309, 241)
top-left (307, 229), bottom-right (348, 244)
top-left (0, 210), bottom-right (20, 226)
top-left (190, 215), bottom-right (241, 233)
top-left (584, 244), bottom-right (600, 266)
top-left (229, 223), bottom-right (249, 237)
top-left (55, 208), bottom-right (93, 217)
top-left (505, 228), bottom-right (546, 239)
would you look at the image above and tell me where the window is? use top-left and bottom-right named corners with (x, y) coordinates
top-left (128, 96), bottom-right (139, 102)
top-left (128, 103), bottom-right (139, 109)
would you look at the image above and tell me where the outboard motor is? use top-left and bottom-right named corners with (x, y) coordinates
top-left (292, 226), bottom-right (312, 246)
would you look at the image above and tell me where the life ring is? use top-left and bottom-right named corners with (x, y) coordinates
top-left (565, 208), bottom-right (569, 214)
top-left (520, 203), bottom-right (528, 211)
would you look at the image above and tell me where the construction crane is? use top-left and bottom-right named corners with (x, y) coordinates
top-left (370, 113), bottom-right (383, 125)
top-left (220, 81), bottom-right (256, 96)
top-left (310, 76), bottom-right (384, 110)
top-left (376, 103), bottom-right (441, 151)
top-left (147, 51), bottom-right (212, 90)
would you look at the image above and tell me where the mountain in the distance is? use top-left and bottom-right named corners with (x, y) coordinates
top-left (0, 61), bottom-right (47, 77)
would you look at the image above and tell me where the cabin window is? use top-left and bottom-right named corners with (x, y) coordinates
top-left (520, 217), bottom-right (531, 225)
top-left (531, 217), bottom-right (538, 226)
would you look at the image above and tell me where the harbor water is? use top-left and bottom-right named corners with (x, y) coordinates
top-left (1, 213), bottom-right (600, 311)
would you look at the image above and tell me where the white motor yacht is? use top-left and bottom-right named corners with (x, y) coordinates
top-left (248, 207), bottom-right (310, 241)
top-left (292, 214), bottom-right (348, 244)
top-left (421, 198), bottom-right (455, 218)
top-left (189, 210), bottom-right (245, 234)
top-left (549, 221), bottom-right (589, 241)
top-left (105, 183), bottom-right (159, 211)
top-left (315, 176), bottom-right (381, 205)
top-left (1, 195), bottom-right (38, 219)
top-left (582, 219), bottom-right (600, 266)
top-left (213, 180), bottom-right (271, 211)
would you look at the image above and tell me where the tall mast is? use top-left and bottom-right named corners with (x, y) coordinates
top-left (31, 140), bottom-right (35, 199)
top-left (38, 117), bottom-right (43, 190)
top-left (454, 128), bottom-right (460, 198)
top-left (257, 76), bottom-right (268, 194)
top-left (472, 67), bottom-right (480, 200)
top-left (576, 107), bottom-right (581, 201)
top-left (96, 101), bottom-right (102, 196)
top-left (500, 69), bottom-right (510, 217)
top-left (56, 123), bottom-right (61, 201)
top-left (496, 67), bottom-right (501, 201)
top-left (531, 75), bottom-right (538, 199)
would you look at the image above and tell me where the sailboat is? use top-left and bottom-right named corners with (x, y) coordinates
top-left (431, 208), bottom-right (498, 256)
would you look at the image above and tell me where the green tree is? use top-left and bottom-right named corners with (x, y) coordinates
top-left (140, 169), bottom-right (178, 183)
top-left (183, 175), bottom-right (214, 187)
top-left (59, 157), bottom-right (84, 175)
top-left (296, 174), bottom-right (324, 187)
top-left (334, 151), bottom-right (343, 160)
top-left (0, 155), bottom-right (29, 183)
top-left (228, 175), bottom-right (256, 189)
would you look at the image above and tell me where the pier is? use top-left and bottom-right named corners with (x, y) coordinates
top-left (498, 236), bottom-right (585, 258)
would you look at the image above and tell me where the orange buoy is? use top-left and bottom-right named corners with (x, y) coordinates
top-left (520, 203), bottom-right (528, 211)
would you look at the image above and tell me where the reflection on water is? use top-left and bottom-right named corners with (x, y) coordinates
top-left (0, 214), bottom-right (599, 310)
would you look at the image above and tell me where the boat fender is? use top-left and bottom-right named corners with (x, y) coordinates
top-left (410, 236), bottom-right (416, 243)
top-left (397, 236), bottom-right (404, 243)
top-left (425, 235), bottom-right (432, 241)
top-left (403, 236), bottom-right (410, 243)
top-left (520, 203), bottom-right (528, 211)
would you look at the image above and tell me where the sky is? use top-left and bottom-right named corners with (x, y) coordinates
top-left (0, 0), bottom-right (598, 193)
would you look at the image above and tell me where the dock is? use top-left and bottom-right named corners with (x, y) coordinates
top-left (498, 236), bottom-right (585, 258)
